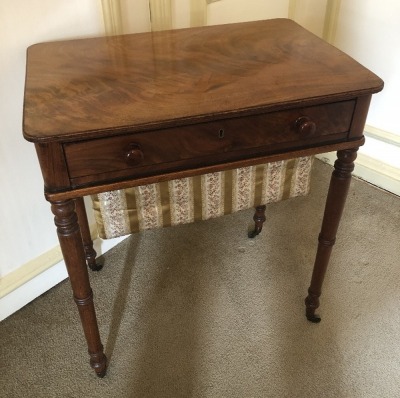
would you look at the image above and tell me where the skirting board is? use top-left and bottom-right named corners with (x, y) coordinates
top-left (0, 259), bottom-right (68, 321)
top-left (0, 232), bottom-right (127, 321)
top-left (316, 151), bottom-right (400, 196)
top-left (317, 125), bottom-right (400, 196)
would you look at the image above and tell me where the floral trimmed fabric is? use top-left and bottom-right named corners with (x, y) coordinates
top-left (91, 156), bottom-right (313, 239)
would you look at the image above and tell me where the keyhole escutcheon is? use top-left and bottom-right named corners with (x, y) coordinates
top-left (218, 129), bottom-right (225, 139)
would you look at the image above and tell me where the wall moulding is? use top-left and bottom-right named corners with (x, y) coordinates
top-left (101, 0), bottom-right (123, 35)
top-left (288, 0), bottom-right (298, 21)
top-left (149, 0), bottom-right (173, 31)
top-left (365, 125), bottom-right (400, 147)
top-left (323, 0), bottom-right (342, 43)
top-left (191, 0), bottom-right (207, 27)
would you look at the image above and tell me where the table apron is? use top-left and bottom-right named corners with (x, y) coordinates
top-left (44, 137), bottom-right (364, 202)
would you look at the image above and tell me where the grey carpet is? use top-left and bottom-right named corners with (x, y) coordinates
top-left (1, 160), bottom-right (400, 397)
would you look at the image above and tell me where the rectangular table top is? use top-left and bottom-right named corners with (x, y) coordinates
top-left (23, 18), bottom-right (383, 143)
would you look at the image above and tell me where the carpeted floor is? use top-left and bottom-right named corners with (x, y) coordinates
top-left (1, 160), bottom-right (400, 397)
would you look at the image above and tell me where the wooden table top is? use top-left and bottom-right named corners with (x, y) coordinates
top-left (23, 18), bottom-right (383, 143)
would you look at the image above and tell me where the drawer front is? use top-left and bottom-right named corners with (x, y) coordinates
top-left (64, 100), bottom-right (355, 186)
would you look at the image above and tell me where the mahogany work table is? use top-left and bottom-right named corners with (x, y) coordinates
top-left (23, 19), bottom-right (383, 377)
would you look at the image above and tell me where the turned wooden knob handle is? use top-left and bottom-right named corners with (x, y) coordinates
top-left (295, 116), bottom-right (317, 137)
top-left (125, 144), bottom-right (144, 166)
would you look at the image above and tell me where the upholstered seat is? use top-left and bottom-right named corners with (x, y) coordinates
top-left (91, 156), bottom-right (313, 240)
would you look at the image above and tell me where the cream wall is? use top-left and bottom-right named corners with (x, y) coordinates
top-left (290, 0), bottom-right (328, 36)
top-left (0, 0), bottom-right (104, 276)
top-left (334, 0), bottom-right (400, 136)
top-left (321, 0), bottom-right (400, 191)
top-left (119, 0), bottom-right (151, 33)
top-left (0, 0), bottom-right (105, 318)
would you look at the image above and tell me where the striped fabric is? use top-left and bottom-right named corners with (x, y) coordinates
top-left (91, 156), bottom-right (313, 239)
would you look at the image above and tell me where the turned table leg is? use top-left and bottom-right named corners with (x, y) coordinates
top-left (305, 148), bottom-right (358, 323)
top-left (75, 197), bottom-right (103, 271)
top-left (248, 205), bottom-right (267, 238)
top-left (51, 199), bottom-right (107, 377)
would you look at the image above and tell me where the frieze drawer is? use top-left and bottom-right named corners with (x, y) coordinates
top-left (64, 100), bottom-right (355, 186)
